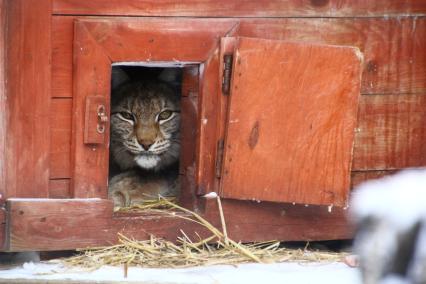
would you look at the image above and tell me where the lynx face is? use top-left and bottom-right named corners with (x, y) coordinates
top-left (110, 82), bottom-right (180, 171)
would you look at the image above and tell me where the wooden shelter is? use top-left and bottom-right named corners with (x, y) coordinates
top-left (0, 0), bottom-right (425, 251)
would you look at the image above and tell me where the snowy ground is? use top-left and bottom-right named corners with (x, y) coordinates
top-left (0, 261), bottom-right (362, 284)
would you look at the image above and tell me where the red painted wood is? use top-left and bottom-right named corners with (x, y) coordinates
top-left (52, 16), bottom-right (74, 98)
top-left (220, 37), bottom-right (362, 206)
top-left (239, 18), bottom-right (426, 95)
top-left (50, 98), bottom-right (72, 179)
top-left (353, 94), bottom-right (426, 170)
top-left (351, 170), bottom-right (396, 189)
top-left (72, 22), bottom-right (112, 198)
top-left (50, 17), bottom-right (426, 183)
top-left (52, 0), bottom-right (426, 17)
top-left (4, 0), bottom-right (52, 198)
top-left (49, 179), bottom-right (71, 198)
top-left (76, 18), bottom-right (237, 63)
top-left (6, 198), bottom-right (351, 251)
top-left (52, 17), bottom-right (426, 100)
top-left (0, 0), bottom-right (7, 201)
top-left (72, 19), bottom-right (236, 199)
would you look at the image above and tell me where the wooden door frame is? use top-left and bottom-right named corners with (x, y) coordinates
top-left (71, 18), bottom-right (239, 199)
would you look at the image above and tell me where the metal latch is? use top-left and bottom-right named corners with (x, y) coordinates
top-left (84, 96), bottom-right (108, 144)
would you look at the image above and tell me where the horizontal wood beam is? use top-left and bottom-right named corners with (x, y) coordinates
top-left (5, 198), bottom-right (352, 251)
top-left (52, 0), bottom-right (426, 17)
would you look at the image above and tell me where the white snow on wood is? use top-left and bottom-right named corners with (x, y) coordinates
top-left (0, 262), bottom-right (362, 284)
top-left (202, 192), bottom-right (218, 199)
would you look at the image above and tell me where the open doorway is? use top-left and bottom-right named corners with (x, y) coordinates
top-left (108, 64), bottom-right (183, 208)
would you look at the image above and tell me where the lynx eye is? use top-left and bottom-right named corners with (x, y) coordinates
top-left (158, 110), bottom-right (173, 121)
top-left (119, 112), bottom-right (134, 121)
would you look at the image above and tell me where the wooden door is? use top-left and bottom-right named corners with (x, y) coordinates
top-left (219, 37), bottom-right (362, 206)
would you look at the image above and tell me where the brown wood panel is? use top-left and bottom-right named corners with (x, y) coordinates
top-left (53, 95), bottom-right (426, 180)
top-left (0, 0), bottom-right (7, 201)
top-left (220, 37), bottom-right (362, 206)
top-left (72, 22), bottom-right (112, 198)
top-left (51, 17), bottom-right (426, 100)
top-left (6, 199), bottom-right (204, 251)
top-left (6, 198), bottom-right (351, 251)
top-left (50, 98), bottom-right (72, 178)
top-left (53, 0), bottom-right (426, 17)
top-left (350, 170), bottom-right (396, 189)
top-left (353, 94), bottom-right (426, 170)
top-left (78, 19), bottom-right (237, 63)
top-left (205, 199), bottom-right (352, 242)
top-left (196, 50), bottom-right (220, 195)
top-left (239, 17), bottom-right (426, 95)
top-left (49, 179), bottom-right (71, 198)
top-left (4, 0), bottom-right (52, 198)
top-left (52, 16), bottom-right (74, 98)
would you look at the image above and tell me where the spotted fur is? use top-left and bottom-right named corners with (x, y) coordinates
top-left (110, 81), bottom-right (180, 172)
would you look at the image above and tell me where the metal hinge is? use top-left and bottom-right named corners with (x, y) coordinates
top-left (222, 54), bottom-right (233, 95)
top-left (215, 139), bottom-right (225, 178)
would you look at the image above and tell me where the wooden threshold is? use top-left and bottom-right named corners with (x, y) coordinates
top-left (4, 198), bottom-right (353, 252)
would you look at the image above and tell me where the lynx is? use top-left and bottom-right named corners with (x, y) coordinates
top-left (108, 80), bottom-right (180, 207)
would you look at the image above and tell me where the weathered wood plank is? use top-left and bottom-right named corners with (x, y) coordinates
top-left (350, 170), bottom-right (397, 188)
top-left (49, 94), bottom-right (426, 179)
top-left (6, 198), bottom-right (351, 251)
top-left (4, 0), bottom-right (52, 198)
top-left (52, 0), bottom-right (426, 17)
top-left (49, 179), bottom-right (71, 199)
top-left (71, 21), bottom-right (112, 198)
top-left (206, 199), bottom-right (352, 242)
top-left (52, 17), bottom-right (426, 99)
top-left (0, 0), bottom-right (7, 201)
top-left (49, 17), bottom-right (426, 180)
top-left (50, 98), bottom-right (72, 179)
top-left (52, 16), bottom-right (74, 98)
top-left (239, 17), bottom-right (426, 95)
top-left (353, 94), bottom-right (426, 170)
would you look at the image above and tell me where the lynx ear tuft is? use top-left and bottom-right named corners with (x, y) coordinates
top-left (158, 68), bottom-right (180, 83)
top-left (111, 67), bottom-right (131, 90)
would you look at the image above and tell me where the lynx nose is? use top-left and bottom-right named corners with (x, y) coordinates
top-left (139, 140), bottom-right (153, 151)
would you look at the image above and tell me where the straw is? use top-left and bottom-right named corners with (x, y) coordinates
top-left (61, 197), bottom-right (348, 269)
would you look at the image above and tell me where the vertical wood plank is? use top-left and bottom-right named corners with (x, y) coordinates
top-left (197, 50), bottom-right (221, 195)
top-left (0, 0), bottom-right (7, 201)
top-left (72, 22), bottom-right (111, 198)
top-left (50, 98), bottom-right (72, 178)
top-left (5, 0), bottom-right (52, 198)
top-left (52, 16), bottom-right (74, 98)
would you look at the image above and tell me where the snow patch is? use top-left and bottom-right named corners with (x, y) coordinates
top-left (0, 262), bottom-right (362, 284)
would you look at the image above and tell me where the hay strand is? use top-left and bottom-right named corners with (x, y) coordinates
top-left (61, 197), bottom-right (348, 269)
